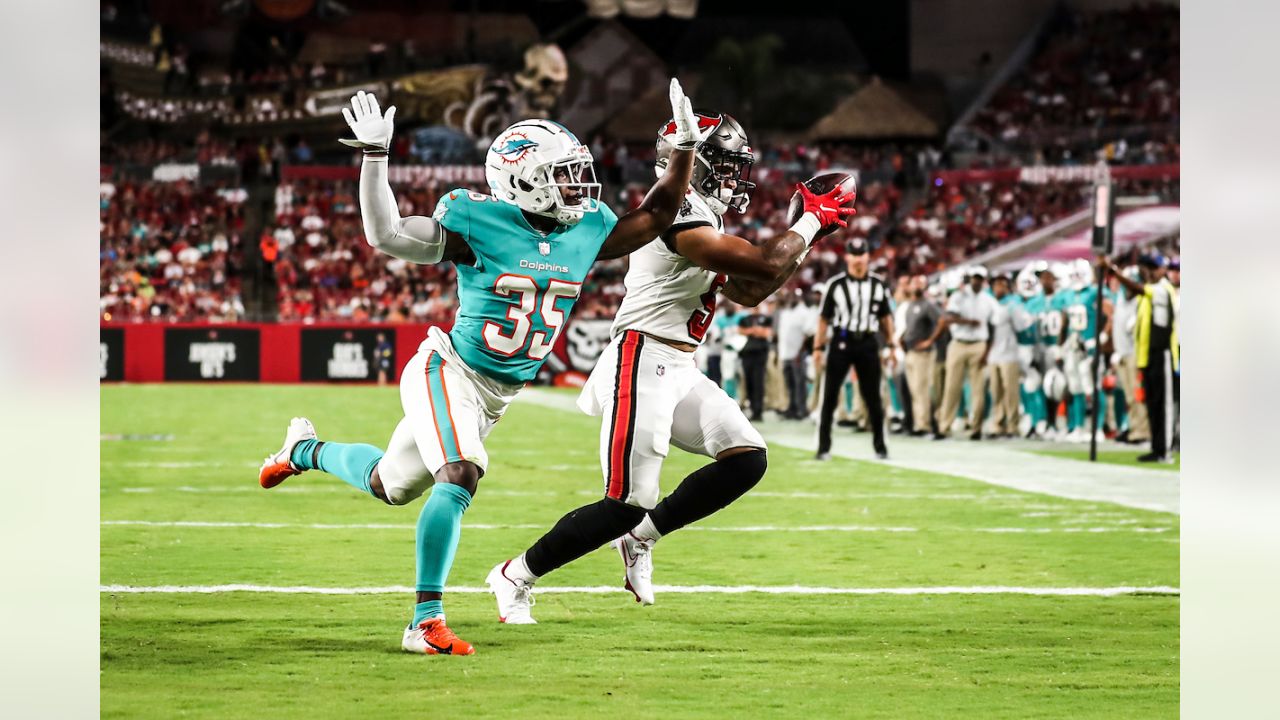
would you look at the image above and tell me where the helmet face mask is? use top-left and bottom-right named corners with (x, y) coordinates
top-left (654, 110), bottom-right (756, 215)
top-left (486, 120), bottom-right (602, 226)
top-left (696, 144), bottom-right (755, 214)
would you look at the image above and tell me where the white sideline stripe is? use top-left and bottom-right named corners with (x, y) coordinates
top-left (100, 520), bottom-right (1173, 534)
top-left (99, 583), bottom-right (1180, 597)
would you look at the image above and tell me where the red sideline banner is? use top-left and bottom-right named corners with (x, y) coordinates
top-left (100, 323), bottom-right (444, 383)
top-left (100, 319), bottom-right (614, 384)
top-left (931, 163), bottom-right (1179, 186)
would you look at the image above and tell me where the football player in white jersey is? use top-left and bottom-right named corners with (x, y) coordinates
top-left (486, 109), bottom-right (855, 622)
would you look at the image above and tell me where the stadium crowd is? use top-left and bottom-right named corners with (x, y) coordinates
top-left (99, 149), bottom-right (1177, 325)
top-left (99, 179), bottom-right (248, 323)
top-left (967, 3), bottom-right (1178, 164)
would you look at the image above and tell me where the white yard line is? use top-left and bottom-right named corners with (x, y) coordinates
top-left (106, 461), bottom-right (261, 468)
top-left (518, 388), bottom-right (1181, 515)
top-left (99, 583), bottom-right (1179, 597)
top-left (101, 520), bottom-right (1172, 534)
top-left (111, 485), bottom-right (1039, 502)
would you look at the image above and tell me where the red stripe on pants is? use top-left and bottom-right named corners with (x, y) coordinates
top-left (607, 332), bottom-right (642, 500)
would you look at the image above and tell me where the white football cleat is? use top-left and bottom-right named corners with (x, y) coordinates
top-left (485, 561), bottom-right (537, 624)
top-left (614, 532), bottom-right (655, 606)
top-left (258, 417), bottom-right (317, 489)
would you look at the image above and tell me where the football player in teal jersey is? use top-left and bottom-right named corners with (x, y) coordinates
top-left (1062, 258), bottom-right (1112, 441)
top-left (1027, 262), bottom-right (1071, 438)
top-left (257, 81), bottom-right (702, 656)
top-left (1013, 266), bottom-right (1047, 436)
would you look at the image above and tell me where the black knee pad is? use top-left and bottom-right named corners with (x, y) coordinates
top-left (722, 448), bottom-right (767, 490)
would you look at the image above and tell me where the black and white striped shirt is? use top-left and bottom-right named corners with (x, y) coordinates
top-left (820, 272), bottom-right (892, 334)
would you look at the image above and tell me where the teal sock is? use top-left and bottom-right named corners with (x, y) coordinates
top-left (415, 483), bottom-right (473, 597)
top-left (412, 599), bottom-right (444, 627)
top-left (1020, 388), bottom-right (1040, 426)
top-left (290, 439), bottom-right (382, 496)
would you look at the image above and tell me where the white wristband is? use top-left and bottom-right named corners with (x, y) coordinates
top-left (789, 212), bottom-right (822, 246)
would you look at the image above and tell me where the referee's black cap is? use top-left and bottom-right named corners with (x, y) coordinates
top-left (845, 238), bottom-right (869, 255)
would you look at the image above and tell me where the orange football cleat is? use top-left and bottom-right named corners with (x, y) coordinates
top-left (402, 617), bottom-right (475, 656)
top-left (258, 417), bottom-right (317, 489)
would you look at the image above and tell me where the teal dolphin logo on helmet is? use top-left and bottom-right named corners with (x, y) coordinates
top-left (492, 132), bottom-right (540, 164)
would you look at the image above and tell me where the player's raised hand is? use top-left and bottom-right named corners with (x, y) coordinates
top-left (340, 90), bottom-right (396, 152)
top-left (663, 77), bottom-right (702, 150)
top-left (796, 183), bottom-right (857, 229)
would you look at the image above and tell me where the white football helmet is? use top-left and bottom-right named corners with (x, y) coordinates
top-left (1043, 367), bottom-right (1067, 401)
top-left (485, 120), bottom-right (601, 226)
top-left (1069, 258), bottom-right (1093, 291)
top-left (1050, 262), bottom-right (1072, 290)
top-left (1016, 267), bottom-right (1040, 298)
top-left (942, 268), bottom-right (964, 292)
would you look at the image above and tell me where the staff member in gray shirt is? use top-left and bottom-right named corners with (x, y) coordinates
top-left (901, 275), bottom-right (941, 436)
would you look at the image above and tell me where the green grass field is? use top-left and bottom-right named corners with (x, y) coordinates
top-left (1032, 448), bottom-right (1180, 471)
top-left (101, 385), bottom-right (1179, 718)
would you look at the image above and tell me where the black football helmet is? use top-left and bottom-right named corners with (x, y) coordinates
top-left (656, 110), bottom-right (756, 214)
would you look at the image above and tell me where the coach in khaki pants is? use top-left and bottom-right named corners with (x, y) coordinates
top-left (901, 275), bottom-right (941, 435)
top-left (986, 273), bottom-right (1031, 437)
top-left (924, 266), bottom-right (999, 439)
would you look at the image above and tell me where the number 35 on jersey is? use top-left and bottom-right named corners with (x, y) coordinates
top-left (483, 275), bottom-right (581, 360)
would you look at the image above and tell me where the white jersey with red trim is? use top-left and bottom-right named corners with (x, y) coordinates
top-left (610, 190), bottom-right (727, 345)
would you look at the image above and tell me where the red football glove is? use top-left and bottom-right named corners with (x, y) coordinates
top-left (796, 183), bottom-right (857, 228)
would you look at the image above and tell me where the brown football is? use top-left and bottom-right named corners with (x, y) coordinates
top-left (786, 171), bottom-right (858, 239)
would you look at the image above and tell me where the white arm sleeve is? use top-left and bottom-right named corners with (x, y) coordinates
top-left (358, 156), bottom-right (447, 264)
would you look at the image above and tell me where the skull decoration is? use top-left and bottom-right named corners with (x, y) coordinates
top-left (513, 43), bottom-right (569, 117)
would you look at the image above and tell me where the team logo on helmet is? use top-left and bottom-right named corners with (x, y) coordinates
top-left (661, 113), bottom-right (721, 139)
top-left (491, 131), bottom-right (539, 164)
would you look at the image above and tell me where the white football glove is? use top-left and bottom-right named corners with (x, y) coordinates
top-left (340, 90), bottom-right (396, 152)
top-left (662, 77), bottom-right (701, 151)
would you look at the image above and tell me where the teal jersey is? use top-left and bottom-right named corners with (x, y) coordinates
top-left (1028, 291), bottom-right (1069, 345)
top-left (1003, 294), bottom-right (1037, 346)
top-left (1066, 285), bottom-right (1100, 342)
top-left (433, 188), bottom-right (618, 385)
top-left (716, 310), bottom-right (746, 342)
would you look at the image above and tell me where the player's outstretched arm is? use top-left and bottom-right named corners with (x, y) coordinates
top-left (597, 79), bottom-right (699, 261)
top-left (696, 183), bottom-right (855, 306)
top-left (345, 91), bottom-right (472, 265)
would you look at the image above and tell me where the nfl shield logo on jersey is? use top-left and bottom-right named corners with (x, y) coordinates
top-left (656, 364), bottom-right (665, 377)
top-left (539, 241), bottom-right (551, 256)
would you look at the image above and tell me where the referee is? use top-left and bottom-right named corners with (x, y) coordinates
top-left (814, 238), bottom-right (898, 460)
top-left (1100, 253), bottom-right (1179, 462)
